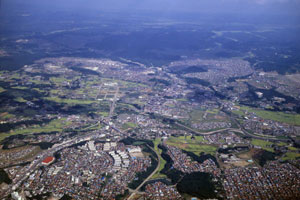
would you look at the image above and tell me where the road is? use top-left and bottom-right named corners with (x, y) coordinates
top-left (94, 83), bottom-right (102, 100)
top-left (109, 86), bottom-right (119, 119)
top-left (223, 110), bottom-right (290, 142)
top-left (175, 122), bottom-right (236, 135)
top-left (127, 145), bottom-right (161, 200)
top-left (175, 122), bottom-right (289, 142)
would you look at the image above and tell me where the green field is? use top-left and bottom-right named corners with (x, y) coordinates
top-left (166, 136), bottom-right (217, 155)
top-left (12, 86), bottom-right (28, 90)
top-left (288, 146), bottom-right (298, 151)
top-left (176, 98), bottom-right (188, 102)
top-left (251, 139), bottom-right (274, 152)
top-left (188, 109), bottom-right (230, 126)
top-left (97, 112), bottom-right (109, 117)
top-left (0, 118), bottom-right (71, 142)
top-left (101, 78), bottom-right (148, 88)
top-left (0, 113), bottom-right (15, 120)
top-left (9, 73), bottom-right (22, 80)
top-left (235, 105), bottom-right (300, 126)
top-left (282, 152), bottom-right (300, 161)
top-left (0, 87), bottom-right (5, 93)
top-left (45, 97), bottom-right (97, 105)
top-left (189, 110), bottom-right (205, 122)
top-left (232, 109), bottom-right (245, 116)
top-left (206, 109), bottom-right (219, 114)
top-left (50, 77), bottom-right (68, 84)
top-left (151, 138), bottom-right (167, 179)
top-left (122, 122), bottom-right (138, 130)
top-left (167, 135), bottom-right (206, 144)
top-left (49, 89), bottom-right (63, 95)
top-left (32, 88), bottom-right (46, 93)
top-left (14, 97), bottom-right (27, 103)
top-left (277, 142), bottom-right (288, 147)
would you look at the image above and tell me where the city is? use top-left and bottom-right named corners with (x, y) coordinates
top-left (0, 56), bottom-right (299, 199)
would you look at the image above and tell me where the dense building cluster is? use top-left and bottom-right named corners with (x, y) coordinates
top-left (144, 181), bottom-right (183, 200)
top-left (223, 162), bottom-right (300, 199)
top-left (175, 59), bottom-right (253, 84)
top-left (165, 145), bottom-right (221, 177)
top-left (204, 132), bottom-right (248, 145)
top-left (243, 117), bottom-right (296, 137)
top-left (21, 142), bottom-right (151, 199)
top-left (192, 121), bottom-right (231, 131)
top-left (0, 146), bottom-right (38, 167)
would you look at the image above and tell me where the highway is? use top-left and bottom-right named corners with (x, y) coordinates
top-left (109, 86), bottom-right (119, 119)
top-left (175, 121), bottom-right (289, 142)
top-left (223, 110), bottom-right (290, 142)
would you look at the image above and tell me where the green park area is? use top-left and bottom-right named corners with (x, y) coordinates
top-left (122, 122), bottom-right (138, 130)
top-left (166, 136), bottom-right (217, 155)
top-left (0, 118), bottom-right (72, 142)
top-left (189, 110), bottom-right (206, 122)
top-left (251, 139), bottom-right (274, 152)
top-left (233, 105), bottom-right (300, 126)
top-left (0, 87), bottom-right (5, 93)
top-left (97, 112), bottom-right (109, 117)
top-left (151, 138), bottom-right (167, 179)
top-left (185, 109), bottom-right (231, 131)
top-left (167, 135), bottom-right (206, 144)
top-left (44, 97), bottom-right (97, 105)
top-left (281, 152), bottom-right (300, 161)
top-left (14, 97), bottom-right (27, 103)
top-left (0, 112), bottom-right (15, 120)
top-left (50, 77), bottom-right (69, 84)
top-left (12, 86), bottom-right (28, 90)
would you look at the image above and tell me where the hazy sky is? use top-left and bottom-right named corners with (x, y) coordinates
top-left (1, 0), bottom-right (300, 14)
top-left (1, 0), bottom-right (300, 26)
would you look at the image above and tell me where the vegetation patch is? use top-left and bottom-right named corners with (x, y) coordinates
top-left (166, 136), bottom-right (216, 155)
top-left (282, 152), bottom-right (300, 161)
top-left (14, 97), bottom-right (27, 103)
top-left (0, 118), bottom-right (71, 142)
top-left (184, 77), bottom-right (210, 86)
top-left (0, 87), bottom-right (5, 93)
top-left (119, 137), bottom-right (154, 148)
top-left (189, 110), bottom-right (205, 122)
top-left (151, 138), bottom-right (167, 179)
top-left (277, 142), bottom-right (288, 147)
top-left (0, 169), bottom-right (12, 184)
top-left (122, 122), bottom-right (137, 130)
top-left (236, 105), bottom-right (300, 126)
top-left (98, 112), bottom-right (109, 117)
top-left (251, 139), bottom-right (274, 152)
top-left (11, 86), bottom-right (28, 90)
top-left (252, 149), bottom-right (276, 166)
top-left (177, 172), bottom-right (218, 199)
top-left (182, 150), bottom-right (219, 167)
top-left (0, 112), bottom-right (15, 120)
top-left (128, 145), bottom-right (158, 189)
top-left (45, 97), bottom-right (96, 105)
top-left (149, 78), bottom-right (171, 86)
top-left (158, 145), bottom-right (222, 199)
top-left (288, 146), bottom-right (298, 151)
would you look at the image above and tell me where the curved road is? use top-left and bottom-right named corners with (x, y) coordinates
top-left (127, 145), bottom-right (161, 200)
